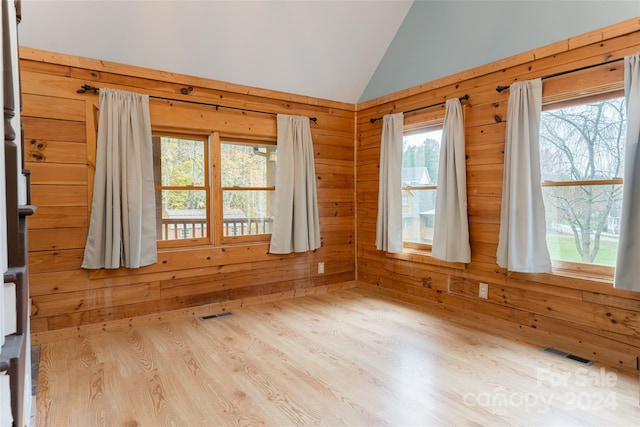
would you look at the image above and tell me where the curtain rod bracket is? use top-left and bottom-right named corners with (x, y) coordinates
top-left (77, 84), bottom-right (99, 94)
top-left (180, 86), bottom-right (194, 95)
top-left (496, 85), bottom-right (510, 93)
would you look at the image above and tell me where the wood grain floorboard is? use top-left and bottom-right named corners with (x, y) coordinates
top-left (36, 288), bottom-right (640, 426)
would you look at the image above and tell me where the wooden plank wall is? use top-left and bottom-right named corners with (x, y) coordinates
top-left (356, 18), bottom-right (640, 371)
top-left (20, 48), bottom-right (356, 343)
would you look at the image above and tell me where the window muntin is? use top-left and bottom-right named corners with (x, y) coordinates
top-left (401, 127), bottom-right (442, 249)
top-left (153, 134), bottom-right (210, 246)
top-left (539, 94), bottom-right (625, 272)
top-left (220, 140), bottom-right (276, 241)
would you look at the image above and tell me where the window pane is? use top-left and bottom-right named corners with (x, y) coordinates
top-left (540, 96), bottom-right (625, 268)
top-left (221, 141), bottom-right (276, 188)
top-left (156, 189), bottom-right (207, 240)
top-left (402, 129), bottom-right (441, 186)
top-left (156, 136), bottom-right (205, 187)
top-left (223, 190), bottom-right (274, 236)
top-left (402, 189), bottom-right (436, 245)
top-left (542, 183), bottom-right (622, 267)
top-left (540, 98), bottom-right (625, 182)
top-left (402, 128), bottom-right (441, 246)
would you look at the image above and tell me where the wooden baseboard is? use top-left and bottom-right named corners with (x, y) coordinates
top-left (30, 281), bottom-right (357, 345)
top-left (355, 281), bottom-right (640, 373)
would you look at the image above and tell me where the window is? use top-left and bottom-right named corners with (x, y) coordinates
top-left (401, 127), bottom-right (442, 249)
top-left (539, 93), bottom-right (625, 274)
top-left (152, 132), bottom-right (276, 248)
top-left (153, 134), bottom-right (210, 246)
top-left (220, 139), bottom-right (276, 242)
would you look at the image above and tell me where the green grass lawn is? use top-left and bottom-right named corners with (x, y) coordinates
top-left (546, 234), bottom-right (618, 266)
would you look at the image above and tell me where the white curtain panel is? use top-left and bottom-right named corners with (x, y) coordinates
top-left (375, 112), bottom-right (404, 253)
top-left (432, 98), bottom-right (471, 263)
top-left (269, 114), bottom-right (321, 254)
top-left (615, 54), bottom-right (640, 292)
top-left (496, 78), bottom-right (552, 273)
top-left (82, 88), bottom-right (157, 269)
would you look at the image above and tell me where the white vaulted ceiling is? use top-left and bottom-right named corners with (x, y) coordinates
top-left (17, 1), bottom-right (639, 104)
top-left (19, 0), bottom-right (413, 104)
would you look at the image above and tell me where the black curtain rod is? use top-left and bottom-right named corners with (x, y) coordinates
top-left (369, 94), bottom-right (470, 124)
top-left (77, 85), bottom-right (318, 123)
top-left (495, 57), bottom-right (624, 93)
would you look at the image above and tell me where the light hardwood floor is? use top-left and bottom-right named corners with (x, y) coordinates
top-left (36, 288), bottom-right (640, 426)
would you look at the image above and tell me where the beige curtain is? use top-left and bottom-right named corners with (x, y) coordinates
top-left (0, 2), bottom-right (6, 346)
top-left (269, 114), bottom-right (321, 254)
top-left (496, 79), bottom-right (552, 273)
top-left (614, 53), bottom-right (640, 291)
top-left (375, 113), bottom-right (404, 253)
top-left (432, 98), bottom-right (470, 262)
top-left (82, 88), bottom-right (157, 269)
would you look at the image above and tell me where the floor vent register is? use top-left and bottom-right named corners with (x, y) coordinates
top-left (199, 311), bottom-right (234, 321)
top-left (541, 346), bottom-right (594, 366)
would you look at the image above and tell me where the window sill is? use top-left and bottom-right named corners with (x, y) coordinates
top-left (385, 248), bottom-right (466, 270)
top-left (509, 265), bottom-right (614, 288)
top-left (549, 267), bottom-right (613, 285)
top-left (157, 238), bottom-right (210, 250)
top-left (157, 240), bottom-right (270, 253)
top-left (222, 234), bottom-right (271, 245)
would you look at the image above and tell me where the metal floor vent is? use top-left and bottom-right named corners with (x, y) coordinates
top-left (541, 347), bottom-right (594, 366)
top-left (199, 311), bottom-right (234, 321)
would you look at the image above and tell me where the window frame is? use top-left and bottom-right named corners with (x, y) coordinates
top-left (539, 89), bottom-right (625, 280)
top-left (215, 133), bottom-right (277, 245)
top-left (151, 130), bottom-right (278, 249)
top-left (401, 124), bottom-right (443, 252)
top-left (152, 131), bottom-right (211, 248)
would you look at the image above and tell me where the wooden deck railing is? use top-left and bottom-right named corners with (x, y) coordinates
top-left (223, 217), bottom-right (273, 236)
top-left (160, 218), bottom-right (207, 240)
top-left (160, 217), bottom-right (273, 240)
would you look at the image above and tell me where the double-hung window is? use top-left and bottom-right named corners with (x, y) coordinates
top-left (152, 133), bottom-right (210, 247)
top-left (539, 92), bottom-right (626, 276)
top-left (401, 127), bottom-right (442, 250)
top-left (220, 139), bottom-right (276, 243)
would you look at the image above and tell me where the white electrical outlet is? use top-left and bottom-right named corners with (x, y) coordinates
top-left (479, 282), bottom-right (489, 299)
top-left (318, 262), bottom-right (325, 274)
